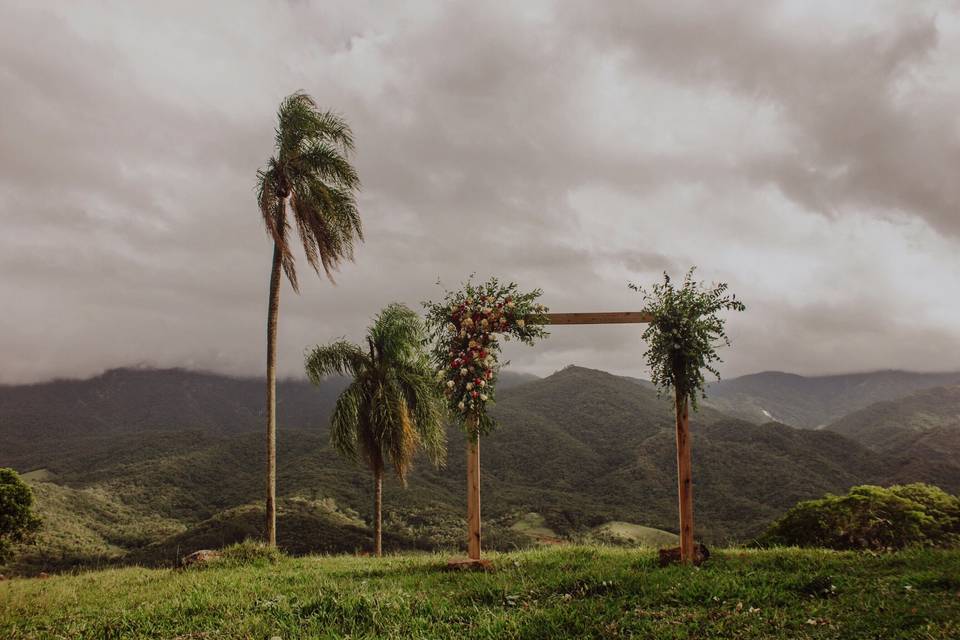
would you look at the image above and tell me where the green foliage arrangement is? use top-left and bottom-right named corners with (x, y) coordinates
top-left (762, 483), bottom-right (960, 551)
top-left (630, 268), bottom-right (745, 407)
top-left (0, 468), bottom-right (41, 562)
top-left (423, 277), bottom-right (549, 437)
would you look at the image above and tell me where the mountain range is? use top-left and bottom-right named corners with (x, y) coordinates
top-left (2, 364), bottom-right (959, 574)
top-left (706, 369), bottom-right (960, 428)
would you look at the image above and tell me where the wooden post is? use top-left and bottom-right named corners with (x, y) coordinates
top-left (675, 391), bottom-right (695, 563)
top-left (466, 431), bottom-right (481, 560)
top-left (448, 415), bottom-right (491, 570)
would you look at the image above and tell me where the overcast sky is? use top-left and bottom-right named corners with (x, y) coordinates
top-left (1, 1), bottom-right (959, 385)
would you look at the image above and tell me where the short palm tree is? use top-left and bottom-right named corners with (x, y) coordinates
top-left (305, 303), bottom-right (447, 556)
top-left (257, 92), bottom-right (362, 546)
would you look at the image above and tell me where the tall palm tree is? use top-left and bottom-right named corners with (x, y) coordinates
top-left (305, 303), bottom-right (447, 556)
top-left (257, 92), bottom-right (362, 546)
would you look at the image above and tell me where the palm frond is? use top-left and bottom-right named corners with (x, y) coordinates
top-left (255, 163), bottom-right (281, 242)
top-left (275, 91), bottom-right (320, 160)
top-left (394, 362), bottom-right (448, 468)
top-left (304, 341), bottom-right (370, 382)
top-left (313, 109), bottom-right (356, 154)
top-left (292, 141), bottom-right (360, 189)
top-left (330, 380), bottom-right (365, 461)
top-left (370, 303), bottom-right (425, 366)
top-left (256, 160), bottom-right (300, 290)
top-left (289, 178), bottom-right (362, 280)
top-left (374, 374), bottom-right (420, 483)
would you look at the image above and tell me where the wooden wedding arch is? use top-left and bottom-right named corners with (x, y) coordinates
top-left (450, 311), bottom-right (698, 568)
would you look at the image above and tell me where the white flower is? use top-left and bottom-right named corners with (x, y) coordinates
top-left (446, 380), bottom-right (455, 388)
top-left (480, 394), bottom-right (488, 401)
top-left (460, 368), bottom-right (468, 376)
top-left (458, 401), bottom-right (465, 410)
top-left (466, 382), bottom-right (474, 390)
top-left (479, 379), bottom-right (486, 387)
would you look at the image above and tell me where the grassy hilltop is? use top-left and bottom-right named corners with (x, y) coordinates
top-left (2, 546), bottom-right (959, 639)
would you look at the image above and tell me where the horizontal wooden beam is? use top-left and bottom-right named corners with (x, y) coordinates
top-left (542, 312), bottom-right (653, 325)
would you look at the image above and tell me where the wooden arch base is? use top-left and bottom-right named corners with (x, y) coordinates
top-left (446, 432), bottom-right (493, 571)
top-left (445, 557), bottom-right (494, 572)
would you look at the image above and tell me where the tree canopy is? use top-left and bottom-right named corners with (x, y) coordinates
top-left (762, 483), bottom-right (960, 551)
top-left (256, 91), bottom-right (363, 290)
top-left (305, 303), bottom-right (446, 481)
top-left (0, 468), bottom-right (41, 562)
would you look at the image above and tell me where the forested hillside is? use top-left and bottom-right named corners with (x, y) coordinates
top-left (2, 366), bottom-right (957, 574)
top-left (825, 385), bottom-right (960, 492)
top-left (707, 370), bottom-right (960, 428)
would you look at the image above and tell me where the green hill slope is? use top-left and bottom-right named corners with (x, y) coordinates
top-left (2, 365), bottom-right (954, 573)
top-left (826, 385), bottom-right (960, 449)
top-left (825, 385), bottom-right (960, 492)
top-left (707, 370), bottom-right (960, 428)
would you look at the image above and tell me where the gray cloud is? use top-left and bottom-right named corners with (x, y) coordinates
top-left (1, 0), bottom-right (959, 384)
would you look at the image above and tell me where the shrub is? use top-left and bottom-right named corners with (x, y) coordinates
top-left (762, 483), bottom-right (960, 551)
top-left (218, 540), bottom-right (286, 566)
top-left (0, 468), bottom-right (42, 562)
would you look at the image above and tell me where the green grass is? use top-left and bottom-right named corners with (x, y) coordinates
top-left (509, 512), bottom-right (561, 542)
top-left (586, 521), bottom-right (679, 547)
top-left (20, 469), bottom-right (53, 482)
top-left (2, 546), bottom-right (959, 639)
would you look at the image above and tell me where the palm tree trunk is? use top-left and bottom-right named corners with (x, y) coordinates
top-left (373, 468), bottom-right (383, 557)
top-left (265, 242), bottom-right (282, 547)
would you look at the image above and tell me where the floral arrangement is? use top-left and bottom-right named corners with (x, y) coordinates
top-left (424, 277), bottom-right (549, 437)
